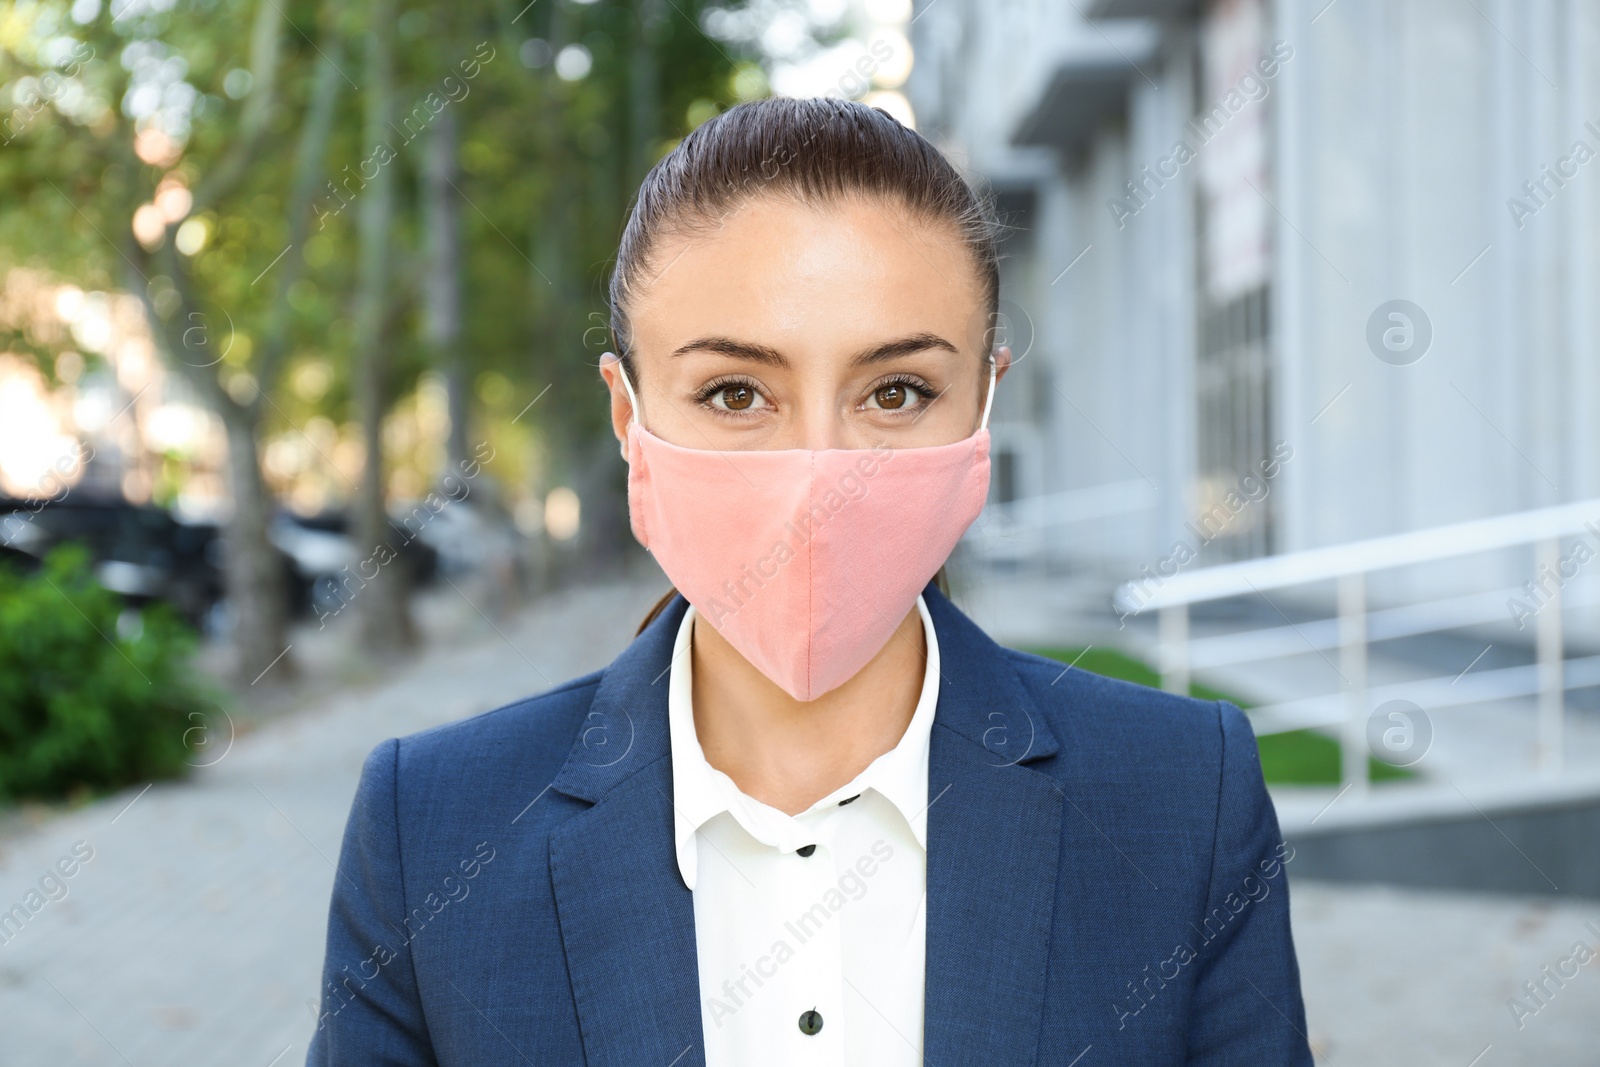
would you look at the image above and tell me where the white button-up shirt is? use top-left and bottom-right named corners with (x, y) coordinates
top-left (667, 596), bottom-right (937, 1066)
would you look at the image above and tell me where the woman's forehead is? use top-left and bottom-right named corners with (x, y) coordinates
top-left (627, 195), bottom-right (988, 359)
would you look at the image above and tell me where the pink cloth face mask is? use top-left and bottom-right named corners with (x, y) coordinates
top-left (619, 357), bottom-right (994, 702)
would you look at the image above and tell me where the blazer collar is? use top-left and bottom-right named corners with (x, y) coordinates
top-left (546, 581), bottom-right (1065, 1067)
top-left (667, 593), bottom-right (945, 891)
top-left (548, 580), bottom-right (1060, 805)
top-left (918, 582), bottom-right (1066, 1066)
top-left (919, 580), bottom-right (1061, 766)
top-left (547, 589), bottom-right (688, 804)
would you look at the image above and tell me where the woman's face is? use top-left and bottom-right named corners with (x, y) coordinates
top-left (601, 193), bottom-right (1010, 452)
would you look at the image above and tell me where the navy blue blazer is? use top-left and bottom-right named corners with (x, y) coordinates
top-left (306, 583), bottom-right (1312, 1065)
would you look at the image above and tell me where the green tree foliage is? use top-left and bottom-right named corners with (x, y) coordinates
top-left (0, 0), bottom-right (758, 665)
top-left (433, 0), bottom-right (757, 505)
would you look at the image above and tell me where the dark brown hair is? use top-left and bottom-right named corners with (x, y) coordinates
top-left (612, 97), bottom-right (994, 635)
top-left (608, 95), bottom-right (1001, 381)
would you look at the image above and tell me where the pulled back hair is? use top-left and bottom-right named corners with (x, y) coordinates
top-left (608, 96), bottom-right (1002, 382)
top-left (612, 97), bottom-right (995, 634)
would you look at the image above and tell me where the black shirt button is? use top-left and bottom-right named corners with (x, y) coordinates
top-left (798, 1008), bottom-right (824, 1035)
top-left (796, 844), bottom-right (817, 857)
top-left (838, 794), bottom-right (861, 806)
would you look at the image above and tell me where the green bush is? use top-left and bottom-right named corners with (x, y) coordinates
top-left (0, 544), bottom-right (216, 801)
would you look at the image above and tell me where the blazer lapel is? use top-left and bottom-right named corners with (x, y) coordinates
top-left (545, 587), bottom-right (1067, 1066)
top-left (548, 595), bottom-right (706, 1067)
top-left (921, 586), bottom-right (1065, 1066)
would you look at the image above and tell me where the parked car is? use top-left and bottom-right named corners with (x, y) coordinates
top-left (269, 508), bottom-right (439, 620)
top-left (0, 494), bottom-right (226, 628)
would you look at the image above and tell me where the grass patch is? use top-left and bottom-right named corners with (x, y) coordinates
top-left (1025, 646), bottom-right (1412, 786)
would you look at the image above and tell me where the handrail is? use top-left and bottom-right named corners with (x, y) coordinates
top-left (1185, 580), bottom-right (1600, 671)
top-left (1245, 653), bottom-right (1600, 737)
top-left (1104, 496), bottom-right (1600, 790)
top-left (1114, 496), bottom-right (1600, 613)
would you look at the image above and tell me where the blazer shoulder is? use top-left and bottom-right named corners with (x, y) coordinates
top-left (1000, 646), bottom-right (1248, 760)
top-left (392, 668), bottom-right (603, 778)
top-left (356, 670), bottom-right (608, 850)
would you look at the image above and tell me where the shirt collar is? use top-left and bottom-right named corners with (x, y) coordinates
top-left (667, 595), bottom-right (940, 891)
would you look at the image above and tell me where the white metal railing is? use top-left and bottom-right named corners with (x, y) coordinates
top-left (1113, 497), bottom-right (1600, 791)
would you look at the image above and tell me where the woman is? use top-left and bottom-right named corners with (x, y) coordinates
top-left (307, 97), bottom-right (1311, 1066)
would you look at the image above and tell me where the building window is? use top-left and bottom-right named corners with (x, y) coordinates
top-left (1195, 284), bottom-right (1275, 561)
top-left (1192, 0), bottom-right (1276, 561)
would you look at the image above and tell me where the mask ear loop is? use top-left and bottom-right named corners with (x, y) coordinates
top-left (610, 352), bottom-right (640, 460)
top-left (978, 353), bottom-right (997, 433)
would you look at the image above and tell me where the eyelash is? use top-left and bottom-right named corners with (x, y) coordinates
top-left (693, 375), bottom-right (766, 417)
top-left (692, 373), bottom-right (938, 418)
top-left (868, 373), bottom-right (935, 413)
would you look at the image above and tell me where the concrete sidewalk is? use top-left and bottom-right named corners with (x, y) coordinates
top-left (1293, 880), bottom-right (1600, 1066)
top-left (0, 576), bottom-right (656, 1066)
top-left (1, 575), bottom-right (1596, 1065)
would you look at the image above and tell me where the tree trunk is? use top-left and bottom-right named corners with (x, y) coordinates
top-left (424, 106), bottom-right (470, 477)
top-left (352, 0), bottom-right (415, 655)
top-left (121, 250), bottom-right (295, 687)
top-left (219, 29), bottom-right (341, 684)
top-left (126, 13), bottom-right (343, 685)
top-left (221, 407), bottom-right (293, 684)
top-left (628, 0), bottom-right (662, 187)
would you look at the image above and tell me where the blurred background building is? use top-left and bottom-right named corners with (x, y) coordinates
top-left (915, 0), bottom-right (1600, 587)
top-left (912, 0), bottom-right (1600, 826)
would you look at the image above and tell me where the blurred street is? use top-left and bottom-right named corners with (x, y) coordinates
top-left (0, 574), bottom-right (657, 1066)
top-left (1293, 881), bottom-right (1600, 1067)
top-left (0, 576), bottom-right (1593, 1067)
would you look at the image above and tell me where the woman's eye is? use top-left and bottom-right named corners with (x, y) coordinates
top-left (867, 381), bottom-right (926, 412)
top-left (707, 383), bottom-right (766, 412)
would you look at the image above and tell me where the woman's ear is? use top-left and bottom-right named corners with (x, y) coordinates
top-left (993, 345), bottom-right (1014, 383)
top-left (598, 352), bottom-right (635, 458)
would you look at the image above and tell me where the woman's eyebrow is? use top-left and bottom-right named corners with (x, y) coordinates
top-left (850, 332), bottom-right (958, 365)
top-left (669, 331), bottom-right (957, 367)
top-left (670, 337), bottom-right (789, 367)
